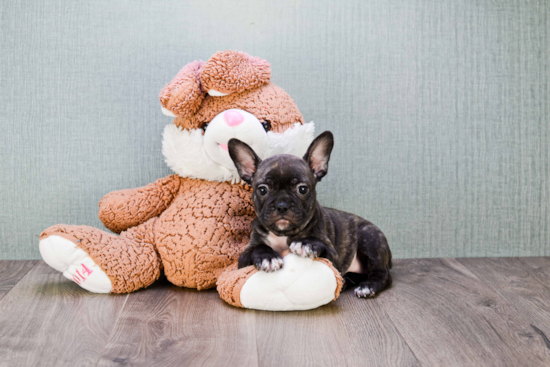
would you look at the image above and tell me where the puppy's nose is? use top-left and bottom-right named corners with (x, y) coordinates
top-left (276, 202), bottom-right (289, 215)
top-left (224, 110), bottom-right (244, 127)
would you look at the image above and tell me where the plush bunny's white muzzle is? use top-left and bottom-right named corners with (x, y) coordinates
top-left (204, 109), bottom-right (269, 169)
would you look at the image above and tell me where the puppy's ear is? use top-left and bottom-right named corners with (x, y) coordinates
top-left (303, 131), bottom-right (334, 181)
top-left (228, 139), bottom-right (262, 185)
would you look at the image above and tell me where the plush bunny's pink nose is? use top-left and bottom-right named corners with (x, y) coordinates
top-left (224, 110), bottom-right (244, 127)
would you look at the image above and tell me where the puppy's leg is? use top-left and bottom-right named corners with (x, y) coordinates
top-left (238, 244), bottom-right (284, 273)
top-left (352, 223), bottom-right (392, 298)
top-left (353, 268), bottom-right (392, 298)
top-left (342, 272), bottom-right (366, 291)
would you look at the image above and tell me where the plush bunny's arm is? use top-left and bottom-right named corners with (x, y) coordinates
top-left (99, 175), bottom-right (181, 233)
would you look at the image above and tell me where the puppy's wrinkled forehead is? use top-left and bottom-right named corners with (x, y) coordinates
top-left (256, 155), bottom-right (312, 184)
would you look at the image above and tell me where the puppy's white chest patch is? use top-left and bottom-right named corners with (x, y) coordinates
top-left (266, 232), bottom-right (289, 254)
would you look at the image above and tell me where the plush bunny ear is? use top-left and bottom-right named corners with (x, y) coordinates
top-left (200, 50), bottom-right (271, 97)
top-left (159, 60), bottom-right (206, 117)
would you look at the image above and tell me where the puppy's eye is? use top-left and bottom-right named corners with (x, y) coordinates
top-left (297, 184), bottom-right (309, 195)
top-left (202, 123), bottom-right (209, 132)
top-left (261, 120), bottom-right (271, 132)
top-left (257, 185), bottom-right (269, 196)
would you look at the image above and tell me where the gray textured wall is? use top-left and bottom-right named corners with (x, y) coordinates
top-left (1, 0), bottom-right (549, 260)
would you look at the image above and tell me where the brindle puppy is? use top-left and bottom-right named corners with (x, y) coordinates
top-left (228, 131), bottom-right (392, 298)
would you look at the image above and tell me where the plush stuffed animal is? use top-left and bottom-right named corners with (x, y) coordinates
top-left (39, 50), bottom-right (343, 311)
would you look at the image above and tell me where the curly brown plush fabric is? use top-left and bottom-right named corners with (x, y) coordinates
top-left (159, 51), bottom-right (302, 133)
top-left (154, 178), bottom-right (254, 289)
top-left (40, 221), bottom-right (162, 293)
top-left (172, 82), bottom-right (304, 133)
top-left (200, 50), bottom-right (271, 94)
top-left (159, 60), bottom-right (206, 117)
top-left (99, 175), bottom-right (182, 234)
top-left (216, 263), bottom-right (257, 308)
top-left (42, 176), bottom-right (253, 293)
top-left (315, 258), bottom-right (344, 300)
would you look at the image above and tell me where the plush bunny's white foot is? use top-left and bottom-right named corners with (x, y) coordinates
top-left (238, 253), bottom-right (341, 311)
top-left (39, 235), bottom-right (112, 293)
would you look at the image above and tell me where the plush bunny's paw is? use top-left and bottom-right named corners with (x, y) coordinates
top-left (217, 254), bottom-right (343, 311)
top-left (39, 235), bottom-right (112, 293)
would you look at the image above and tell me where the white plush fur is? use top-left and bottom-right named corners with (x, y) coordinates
top-left (240, 254), bottom-right (338, 311)
top-left (39, 236), bottom-right (112, 293)
top-left (203, 109), bottom-right (270, 169)
top-left (264, 122), bottom-right (315, 158)
top-left (161, 106), bottom-right (177, 117)
top-left (163, 113), bottom-right (315, 183)
top-left (208, 89), bottom-right (230, 97)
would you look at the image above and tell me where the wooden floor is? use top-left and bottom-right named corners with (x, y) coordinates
top-left (1, 258), bottom-right (550, 366)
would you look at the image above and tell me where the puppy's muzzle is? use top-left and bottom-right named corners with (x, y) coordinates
top-left (276, 201), bottom-right (289, 215)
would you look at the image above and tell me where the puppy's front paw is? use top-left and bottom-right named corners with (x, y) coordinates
top-left (354, 285), bottom-right (376, 298)
top-left (290, 241), bottom-right (321, 258)
top-left (254, 255), bottom-right (284, 273)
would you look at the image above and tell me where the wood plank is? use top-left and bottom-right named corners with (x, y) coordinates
top-left (0, 260), bottom-right (37, 301)
top-left (377, 258), bottom-right (550, 367)
top-left (4, 257), bottom-right (550, 366)
top-left (254, 291), bottom-right (420, 367)
top-left (0, 261), bottom-right (128, 366)
top-left (457, 257), bottom-right (550, 348)
top-left (97, 278), bottom-right (258, 367)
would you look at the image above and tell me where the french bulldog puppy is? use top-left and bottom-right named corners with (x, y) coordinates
top-left (228, 131), bottom-right (392, 298)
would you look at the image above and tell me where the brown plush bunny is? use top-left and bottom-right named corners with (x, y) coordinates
top-left (39, 51), bottom-right (325, 297)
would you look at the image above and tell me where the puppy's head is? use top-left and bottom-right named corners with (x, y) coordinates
top-left (228, 131), bottom-right (334, 236)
